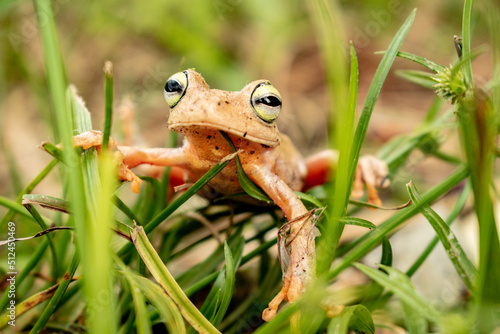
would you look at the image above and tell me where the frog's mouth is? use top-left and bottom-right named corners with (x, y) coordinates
top-left (169, 121), bottom-right (280, 147)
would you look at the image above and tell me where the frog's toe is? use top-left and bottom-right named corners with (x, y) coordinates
top-left (262, 307), bottom-right (277, 322)
top-left (351, 164), bottom-right (365, 199)
top-left (118, 163), bottom-right (142, 193)
top-left (262, 285), bottom-right (288, 322)
top-left (354, 156), bottom-right (389, 205)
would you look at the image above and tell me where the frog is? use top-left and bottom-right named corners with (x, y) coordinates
top-left (72, 69), bottom-right (389, 322)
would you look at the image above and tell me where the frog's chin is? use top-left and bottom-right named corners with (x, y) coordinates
top-left (168, 122), bottom-right (280, 147)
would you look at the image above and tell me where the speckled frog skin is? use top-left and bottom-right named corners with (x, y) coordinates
top-left (73, 69), bottom-right (389, 321)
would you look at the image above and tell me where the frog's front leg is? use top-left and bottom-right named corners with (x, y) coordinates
top-left (243, 161), bottom-right (316, 322)
top-left (73, 130), bottom-right (187, 193)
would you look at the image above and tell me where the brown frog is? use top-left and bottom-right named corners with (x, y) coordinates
top-left (73, 69), bottom-right (389, 321)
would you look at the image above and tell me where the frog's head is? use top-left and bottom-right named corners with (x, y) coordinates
top-left (164, 69), bottom-right (281, 147)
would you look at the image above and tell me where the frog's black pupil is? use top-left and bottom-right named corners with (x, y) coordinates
top-left (257, 96), bottom-right (281, 107)
top-left (165, 79), bottom-right (183, 93)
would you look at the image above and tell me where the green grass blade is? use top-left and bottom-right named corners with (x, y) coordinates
top-left (22, 194), bottom-right (70, 213)
top-left (0, 238), bottom-right (50, 311)
top-left (327, 305), bottom-right (375, 334)
top-left (406, 182), bottom-right (471, 277)
top-left (211, 242), bottom-right (237, 327)
top-left (130, 274), bottom-right (187, 334)
top-left (70, 86), bottom-right (118, 333)
top-left (406, 181), bottom-right (477, 292)
top-left (23, 204), bottom-right (58, 283)
top-left (131, 224), bottom-right (221, 334)
top-left (102, 61), bottom-right (113, 149)
top-left (189, 241), bottom-right (238, 333)
top-left (87, 151), bottom-right (118, 333)
top-left (318, 9), bottom-right (416, 274)
top-left (176, 232), bottom-right (243, 289)
top-left (220, 131), bottom-right (271, 203)
top-left (394, 51), bottom-right (446, 72)
top-left (339, 216), bottom-right (376, 230)
top-left (401, 299), bottom-right (427, 334)
top-left (317, 41), bottom-right (359, 274)
top-left (113, 195), bottom-right (142, 226)
top-left (455, 3), bottom-right (500, 322)
top-left (396, 69), bottom-right (438, 89)
top-left (462, 0), bottom-right (474, 84)
top-left (348, 9), bottom-right (416, 181)
top-left (29, 252), bottom-right (80, 333)
top-left (117, 261), bottom-right (152, 334)
top-left (0, 196), bottom-right (35, 221)
top-left (354, 263), bottom-right (440, 322)
top-left (33, 0), bottom-right (88, 230)
top-left (329, 164), bottom-right (468, 280)
top-left (340, 216), bottom-right (392, 266)
top-left (32, 2), bottom-right (93, 332)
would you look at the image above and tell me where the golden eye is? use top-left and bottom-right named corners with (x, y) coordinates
top-left (250, 81), bottom-right (282, 123)
top-left (164, 71), bottom-right (188, 108)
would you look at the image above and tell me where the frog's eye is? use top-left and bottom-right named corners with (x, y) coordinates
top-left (251, 82), bottom-right (282, 123)
top-left (164, 71), bottom-right (188, 108)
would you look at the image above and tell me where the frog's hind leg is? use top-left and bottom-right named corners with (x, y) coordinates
top-left (303, 150), bottom-right (389, 206)
top-left (262, 273), bottom-right (291, 321)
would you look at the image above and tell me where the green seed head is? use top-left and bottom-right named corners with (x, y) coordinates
top-left (432, 65), bottom-right (467, 104)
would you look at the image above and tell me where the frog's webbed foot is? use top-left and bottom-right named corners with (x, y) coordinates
top-left (72, 130), bottom-right (142, 193)
top-left (351, 155), bottom-right (390, 206)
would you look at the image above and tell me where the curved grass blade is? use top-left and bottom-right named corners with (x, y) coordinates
top-left (22, 194), bottom-right (70, 213)
top-left (327, 304), bottom-right (374, 334)
top-left (394, 51), bottom-right (446, 73)
top-left (340, 216), bottom-right (392, 267)
top-left (220, 131), bottom-right (272, 203)
top-left (113, 195), bottom-right (142, 226)
top-left (396, 69), bottom-right (438, 89)
top-left (295, 191), bottom-right (325, 210)
top-left (117, 261), bottom-right (152, 334)
top-left (189, 242), bottom-right (237, 334)
top-left (211, 242), bottom-right (238, 326)
top-left (406, 181), bottom-right (477, 292)
top-left (131, 224), bottom-right (221, 334)
top-left (354, 263), bottom-right (440, 322)
top-left (128, 274), bottom-right (187, 334)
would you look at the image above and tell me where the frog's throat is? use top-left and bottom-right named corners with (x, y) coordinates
top-left (168, 122), bottom-right (280, 147)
